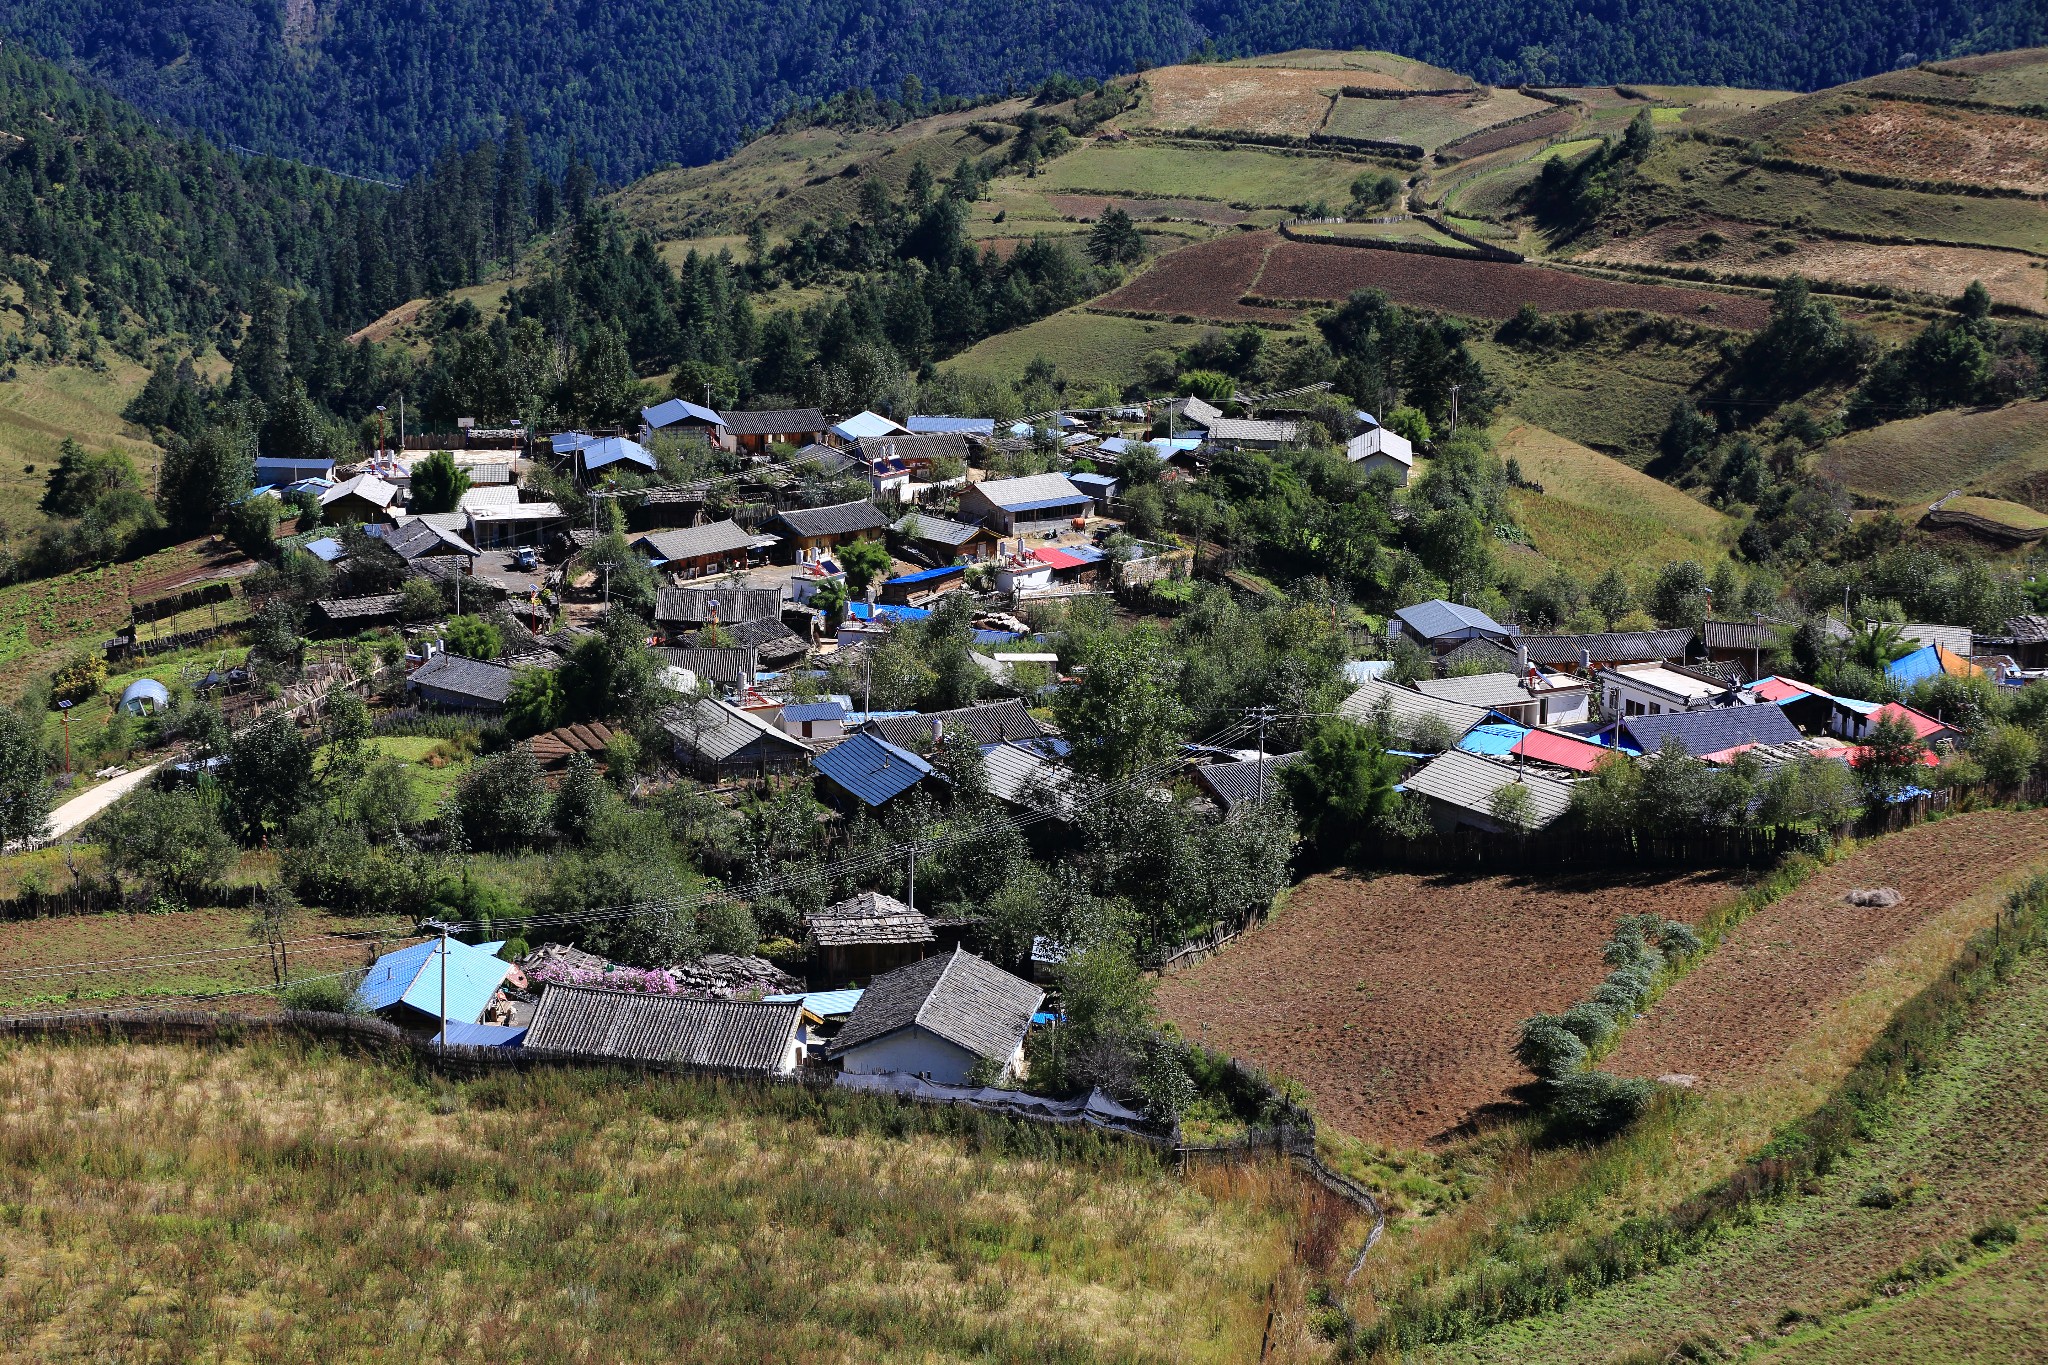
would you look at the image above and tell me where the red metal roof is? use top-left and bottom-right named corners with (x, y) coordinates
top-left (1509, 729), bottom-right (1611, 773)
top-left (1031, 546), bottom-right (1086, 570)
top-left (1870, 702), bottom-right (1951, 740)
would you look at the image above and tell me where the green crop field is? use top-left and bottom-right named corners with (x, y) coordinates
top-left (1305, 219), bottom-right (1466, 248)
top-left (1032, 141), bottom-right (1373, 208)
top-left (944, 308), bottom-right (1252, 387)
top-left (1634, 141), bottom-right (2048, 255)
top-left (1496, 421), bottom-right (1735, 576)
top-left (1817, 400), bottom-right (2048, 507)
top-left (0, 1039), bottom-right (1343, 1363)
top-left (1469, 323), bottom-right (1726, 466)
top-left (1429, 904), bottom-right (2048, 1364)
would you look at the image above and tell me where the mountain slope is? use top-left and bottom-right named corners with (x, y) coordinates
top-left (5, 0), bottom-right (2042, 182)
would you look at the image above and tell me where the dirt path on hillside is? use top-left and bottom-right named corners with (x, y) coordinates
top-left (1155, 868), bottom-right (1736, 1146)
top-left (1607, 808), bottom-right (2048, 1088)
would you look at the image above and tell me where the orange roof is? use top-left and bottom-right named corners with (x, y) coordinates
top-left (1750, 675), bottom-right (1830, 704)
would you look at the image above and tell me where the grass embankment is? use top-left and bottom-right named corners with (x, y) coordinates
top-left (0, 1041), bottom-right (1346, 1363)
top-left (1344, 812), bottom-right (2048, 1359)
top-left (1469, 323), bottom-right (1726, 467)
top-left (1491, 421), bottom-right (1736, 576)
top-left (1033, 142), bottom-right (1371, 208)
top-left (1817, 400), bottom-right (2048, 507)
top-left (0, 360), bottom-right (157, 541)
top-left (945, 309), bottom-right (1254, 387)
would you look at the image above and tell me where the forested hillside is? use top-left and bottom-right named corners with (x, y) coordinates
top-left (5, 0), bottom-right (2041, 181)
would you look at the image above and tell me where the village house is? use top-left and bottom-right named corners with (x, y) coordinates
top-left (661, 696), bottom-right (812, 779)
top-left (827, 410), bottom-right (908, 444)
top-left (1608, 704), bottom-right (1802, 757)
top-left (812, 731), bottom-right (943, 809)
top-left (891, 511), bottom-right (1003, 564)
top-left (654, 585), bottom-right (785, 632)
top-left (574, 435), bottom-right (658, 480)
top-left (1413, 668), bottom-right (1590, 727)
top-left (1597, 661), bottom-right (1749, 718)
top-left (320, 472), bottom-right (403, 524)
top-left (313, 592), bottom-right (407, 634)
top-left (523, 984), bottom-right (807, 1076)
top-left (1829, 700), bottom-right (1964, 747)
top-left (719, 407), bottom-right (829, 453)
top-left (631, 519), bottom-right (761, 578)
top-left (383, 516), bottom-right (482, 565)
top-left (766, 500), bottom-right (890, 565)
top-left (640, 398), bottom-right (727, 443)
top-left (1985, 614), bottom-right (2048, 671)
top-left (979, 740), bottom-right (1076, 818)
top-left (880, 564), bottom-right (967, 606)
top-left (255, 454), bottom-right (337, 486)
top-left (1389, 599), bottom-right (1518, 655)
top-left (805, 891), bottom-right (937, 985)
top-left (906, 415), bottom-right (995, 439)
top-left (1337, 677), bottom-right (1490, 747)
top-left (460, 485), bottom-right (566, 549)
top-left (957, 473), bottom-right (1094, 535)
top-left (1192, 752), bottom-right (1300, 817)
top-left (356, 938), bottom-right (519, 1038)
top-left (1204, 417), bottom-right (1299, 450)
top-left (776, 700), bottom-right (847, 742)
top-left (1400, 749), bottom-right (1577, 834)
top-left (865, 698), bottom-right (1047, 750)
top-left (826, 948), bottom-right (1043, 1085)
top-left (1068, 470), bottom-right (1119, 511)
top-left (630, 482), bottom-right (711, 530)
top-left (654, 646), bottom-right (758, 696)
top-left (407, 653), bottom-right (516, 713)
top-left (1344, 425), bottom-right (1414, 483)
top-left (852, 431), bottom-right (970, 476)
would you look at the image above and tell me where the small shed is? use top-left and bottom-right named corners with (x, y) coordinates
top-left (813, 731), bottom-right (941, 809)
top-left (1068, 471), bottom-right (1119, 510)
top-left (880, 564), bottom-right (966, 606)
top-left (320, 473), bottom-right (402, 525)
top-left (407, 654), bottom-right (516, 712)
top-left (1344, 426), bottom-right (1414, 483)
top-left (356, 938), bottom-right (516, 1037)
top-left (778, 700), bottom-right (846, 741)
top-left (631, 520), bottom-right (759, 578)
top-left (806, 891), bottom-right (937, 984)
top-left (891, 511), bottom-right (1003, 563)
top-left (958, 473), bottom-right (1093, 535)
top-left (524, 983), bottom-right (805, 1075)
top-left (826, 948), bottom-right (1043, 1085)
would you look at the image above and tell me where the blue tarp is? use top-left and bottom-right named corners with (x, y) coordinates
top-left (849, 602), bottom-right (931, 622)
top-left (886, 565), bottom-right (964, 585)
top-left (551, 431), bottom-right (595, 455)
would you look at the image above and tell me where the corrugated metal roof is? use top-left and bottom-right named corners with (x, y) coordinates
top-left (1456, 722), bottom-right (1529, 757)
top-left (968, 473), bottom-right (1088, 512)
top-left (581, 436), bottom-right (656, 471)
top-left (356, 938), bottom-right (512, 1025)
top-left (780, 701), bottom-right (846, 723)
top-left (642, 398), bottom-right (725, 428)
top-left (440, 1022), bottom-right (528, 1047)
top-left (1345, 426), bottom-right (1413, 466)
top-left (551, 431), bottom-right (595, 454)
top-left (829, 410), bottom-right (907, 440)
top-left (894, 512), bottom-right (990, 546)
top-left (1337, 678), bottom-right (1488, 742)
top-left (1887, 644), bottom-right (1981, 686)
top-left (1068, 472), bottom-right (1118, 490)
top-left (1415, 672), bottom-right (1564, 709)
top-left (1394, 599), bottom-right (1515, 642)
top-left (827, 948), bottom-right (1042, 1062)
top-left (321, 472), bottom-right (400, 509)
top-left (763, 987), bottom-right (865, 1017)
top-left (907, 415), bottom-right (995, 436)
top-left (979, 741), bottom-right (1077, 817)
top-left (1401, 749), bottom-right (1575, 828)
top-left (1510, 728), bottom-right (1611, 773)
top-left (1517, 629), bottom-right (1692, 666)
top-left (525, 985), bottom-right (801, 1073)
top-left (886, 564), bottom-right (964, 585)
top-left (634, 520), bottom-right (755, 562)
top-left (662, 697), bottom-right (810, 762)
top-left (813, 732), bottom-right (937, 806)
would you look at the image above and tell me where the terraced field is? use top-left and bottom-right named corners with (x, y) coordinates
top-left (1033, 141), bottom-right (1373, 209)
top-left (1323, 89), bottom-right (1550, 152)
top-left (943, 309), bottom-right (1235, 385)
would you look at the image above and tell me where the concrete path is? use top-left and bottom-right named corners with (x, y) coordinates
top-left (24, 763), bottom-right (162, 848)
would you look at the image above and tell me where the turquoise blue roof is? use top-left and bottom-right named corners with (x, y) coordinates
top-left (764, 988), bottom-right (865, 1017)
top-left (1457, 721), bottom-right (1529, 757)
top-left (355, 938), bottom-right (511, 1026)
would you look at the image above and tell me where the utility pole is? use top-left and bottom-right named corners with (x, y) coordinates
top-left (428, 919), bottom-right (449, 1051)
top-left (57, 700), bottom-right (72, 774)
top-left (1448, 383), bottom-right (1461, 439)
top-left (398, 393), bottom-right (406, 453)
top-left (863, 653), bottom-right (872, 717)
top-left (1754, 610), bottom-right (1764, 681)
top-left (906, 843), bottom-right (916, 914)
top-left (602, 563), bottom-right (612, 608)
top-left (1251, 704), bottom-right (1275, 808)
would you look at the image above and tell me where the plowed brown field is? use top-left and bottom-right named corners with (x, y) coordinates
top-left (1138, 65), bottom-right (1354, 136)
top-left (1608, 807), bottom-right (2048, 1087)
top-left (1789, 103), bottom-right (2048, 193)
top-left (1090, 232), bottom-right (1295, 321)
top-left (1155, 868), bottom-right (1735, 1145)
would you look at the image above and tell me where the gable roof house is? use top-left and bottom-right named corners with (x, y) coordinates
top-left (979, 740), bottom-right (1077, 819)
top-left (355, 937), bottom-right (516, 1037)
top-left (524, 985), bottom-right (805, 1075)
top-left (1204, 417), bottom-right (1300, 450)
top-left (812, 731), bottom-right (943, 809)
top-left (654, 645), bottom-right (759, 695)
top-left (880, 563), bottom-right (967, 607)
top-left (777, 699), bottom-right (847, 741)
top-left (313, 592), bottom-right (407, 633)
top-left (1415, 669), bottom-right (1590, 728)
top-left (828, 410), bottom-right (908, 444)
top-left (826, 948), bottom-right (1044, 1085)
top-left (461, 487), bottom-right (567, 549)
top-left (865, 698), bottom-right (1046, 750)
top-left (957, 473), bottom-right (1094, 535)
top-left (320, 472), bottom-right (403, 524)
top-left (1613, 703), bottom-right (1803, 758)
top-left (1597, 662), bottom-right (1750, 719)
top-left (1390, 600), bottom-right (1517, 654)
top-left (1829, 700), bottom-right (1964, 747)
top-left (256, 454), bottom-right (337, 486)
top-left (1192, 752), bottom-right (1301, 817)
top-left (1344, 426), bottom-right (1414, 483)
top-left (407, 653), bottom-right (516, 712)
top-left (906, 415), bottom-right (996, 438)
top-left (1167, 396), bottom-right (1223, 433)
top-left (853, 432), bottom-right (970, 475)
top-left (678, 615), bottom-right (809, 665)
top-left (384, 516), bottom-right (482, 564)
top-left (1984, 613), bottom-right (2048, 671)
top-left (892, 511), bottom-right (1004, 564)
top-left (661, 697), bottom-right (812, 778)
top-left (1400, 749), bottom-right (1577, 834)
top-left (1337, 677), bottom-right (1489, 749)
top-left (1520, 628), bottom-right (1697, 675)
top-left (655, 585), bottom-right (786, 630)
top-left (640, 398), bottom-right (727, 442)
top-left (719, 407), bottom-right (829, 453)
top-left (805, 891), bottom-right (938, 985)
top-left (631, 519), bottom-right (760, 578)
top-left (766, 500), bottom-right (890, 565)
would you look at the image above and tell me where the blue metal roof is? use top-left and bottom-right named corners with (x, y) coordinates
top-left (642, 398), bottom-right (724, 428)
top-left (355, 938), bottom-right (512, 1026)
top-left (1069, 472), bottom-right (1118, 490)
top-left (886, 565), bottom-right (964, 585)
top-left (849, 602), bottom-right (931, 622)
top-left (303, 536), bottom-right (345, 562)
top-left (1003, 494), bottom-right (1094, 514)
top-left (813, 731), bottom-right (938, 806)
top-left (781, 701), bottom-right (846, 723)
top-left (906, 416), bottom-right (994, 435)
top-left (581, 436), bottom-right (655, 471)
top-left (1457, 721), bottom-right (1529, 757)
top-left (551, 431), bottom-right (595, 455)
top-left (1394, 599), bottom-right (1515, 642)
top-left (972, 629), bottom-right (1026, 645)
top-left (1063, 544), bottom-right (1107, 563)
top-left (1620, 705), bottom-right (1801, 758)
top-left (440, 1022), bottom-right (528, 1047)
top-left (1885, 645), bottom-right (1947, 686)
top-left (831, 411), bottom-right (905, 440)
top-left (764, 987), bottom-right (865, 1017)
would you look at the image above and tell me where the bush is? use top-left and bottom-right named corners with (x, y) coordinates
top-left (1514, 1015), bottom-right (1588, 1082)
top-left (1546, 1071), bottom-right (1655, 1139)
top-left (452, 747), bottom-right (551, 850)
top-left (443, 615), bottom-right (503, 660)
top-left (1560, 1001), bottom-right (1618, 1051)
top-left (697, 899), bottom-right (759, 956)
top-left (283, 974), bottom-right (363, 1013)
top-left (50, 652), bottom-right (107, 706)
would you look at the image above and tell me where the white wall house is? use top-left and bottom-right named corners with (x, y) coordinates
top-left (827, 948), bottom-right (1042, 1086)
top-left (1596, 662), bottom-right (1749, 719)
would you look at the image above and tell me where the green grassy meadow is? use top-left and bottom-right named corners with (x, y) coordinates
top-left (1469, 322), bottom-right (1726, 466)
top-left (944, 308), bottom-right (1246, 388)
top-left (1817, 400), bottom-right (2048, 508)
top-left (1033, 141), bottom-right (1373, 208)
top-left (0, 360), bottom-right (159, 541)
top-left (0, 1040), bottom-right (1346, 1364)
top-left (1495, 421), bottom-right (1736, 576)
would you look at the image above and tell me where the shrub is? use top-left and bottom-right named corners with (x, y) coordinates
top-left (51, 652), bottom-right (107, 705)
top-left (443, 615), bottom-right (503, 660)
top-left (697, 899), bottom-right (760, 956)
top-left (283, 975), bottom-right (362, 1013)
top-left (1560, 1001), bottom-right (1618, 1051)
top-left (1546, 1071), bottom-right (1655, 1139)
top-left (452, 747), bottom-right (551, 850)
top-left (1513, 1015), bottom-right (1588, 1082)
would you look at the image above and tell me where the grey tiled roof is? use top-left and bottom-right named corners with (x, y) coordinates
top-left (827, 948), bottom-right (1043, 1062)
top-left (1519, 629), bottom-right (1694, 667)
top-left (719, 407), bottom-right (827, 436)
top-left (1401, 749), bottom-right (1576, 828)
top-left (1995, 613), bottom-right (2048, 644)
top-left (1337, 678), bottom-right (1488, 741)
top-left (893, 512), bottom-right (992, 546)
top-left (660, 697), bottom-right (810, 762)
top-left (654, 646), bottom-right (756, 686)
top-left (1415, 672), bottom-right (1573, 709)
top-left (680, 616), bottom-right (805, 658)
top-left (407, 653), bottom-right (515, 704)
top-left (853, 433), bottom-right (969, 465)
top-left (1192, 752), bottom-right (1301, 816)
top-left (634, 520), bottom-right (755, 561)
top-left (656, 586), bottom-right (785, 625)
top-left (525, 984), bottom-right (801, 1073)
top-left (1700, 620), bottom-right (1780, 651)
top-left (1621, 705), bottom-right (1801, 758)
top-left (866, 699), bottom-right (1046, 750)
top-left (807, 891), bottom-right (936, 948)
top-left (770, 500), bottom-right (889, 539)
top-left (315, 593), bottom-right (406, 622)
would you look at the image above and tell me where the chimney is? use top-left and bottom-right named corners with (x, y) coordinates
top-left (1581, 647), bottom-right (1593, 674)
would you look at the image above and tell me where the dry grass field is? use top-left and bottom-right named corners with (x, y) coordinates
top-left (1133, 65), bottom-right (1344, 136)
top-left (0, 1041), bottom-right (1347, 1363)
top-left (1816, 400), bottom-right (2048, 507)
top-left (1493, 420), bottom-right (1737, 569)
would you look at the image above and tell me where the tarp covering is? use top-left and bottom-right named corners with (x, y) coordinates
top-left (834, 1073), bottom-right (1155, 1135)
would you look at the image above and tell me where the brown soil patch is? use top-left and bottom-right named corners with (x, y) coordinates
top-left (1586, 219), bottom-right (2048, 313)
top-left (1248, 236), bottom-right (1774, 328)
top-left (1155, 868), bottom-right (1736, 1145)
top-left (346, 296), bottom-right (428, 345)
top-left (1608, 808), bottom-right (2048, 1087)
top-left (1090, 233), bottom-right (1294, 322)
top-left (1788, 103), bottom-right (2048, 193)
top-left (1047, 194), bottom-right (1250, 225)
top-left (1439, 107), bottom-right (1580, 161)
top-left (1139, 65), bottom-right (1343, 136)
